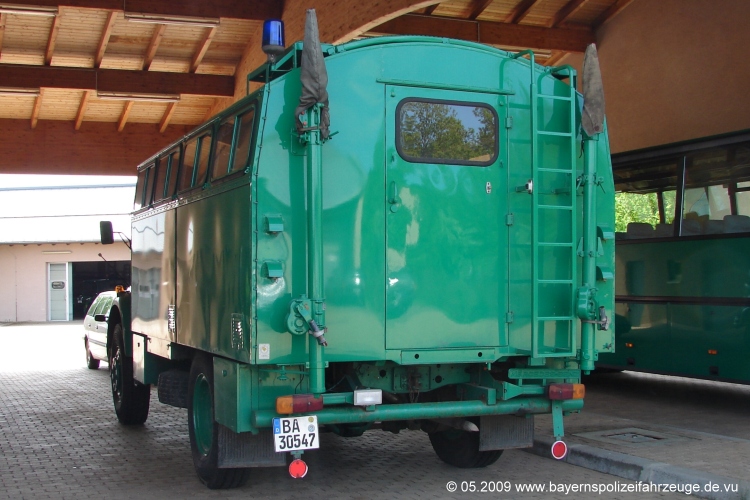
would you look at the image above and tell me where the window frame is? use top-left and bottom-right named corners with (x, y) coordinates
top-left (395, 97), bottom-right (499, 167)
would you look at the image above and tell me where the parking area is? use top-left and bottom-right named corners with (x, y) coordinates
top-left (1, 323), bottom-right (746, 499)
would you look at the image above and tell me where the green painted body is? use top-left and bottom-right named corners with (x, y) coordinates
top-left (598, 236), bottom-right (750, 382)
top-left (125, 37), bottom-right (615, 435)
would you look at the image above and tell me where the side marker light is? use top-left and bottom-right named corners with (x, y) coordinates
top-left (548, 383), bottom-right (585, 400)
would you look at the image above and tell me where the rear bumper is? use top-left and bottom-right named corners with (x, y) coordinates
top-left (253, 397), bottom-right (583, 427)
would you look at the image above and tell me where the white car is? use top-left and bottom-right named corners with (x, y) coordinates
top-left (83, 291), bottom-right (116, 369)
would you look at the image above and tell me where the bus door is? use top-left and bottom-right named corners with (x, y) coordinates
top-left (384, 85), bottom-right (507, 350)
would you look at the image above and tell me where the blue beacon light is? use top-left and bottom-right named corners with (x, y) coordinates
top-left (262, 19), bottom-right (285, 63)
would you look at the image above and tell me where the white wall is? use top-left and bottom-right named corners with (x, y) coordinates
top-left (0, 242), bottom-right (130, 322)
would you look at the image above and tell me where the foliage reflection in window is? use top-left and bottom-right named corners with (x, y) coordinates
top-left (398, 100), bottom-right (497, 165)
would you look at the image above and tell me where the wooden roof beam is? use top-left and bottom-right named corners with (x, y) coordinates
top-left (424, 4), bottom-right (440, 15)
top-left (117, 100), bottom-right (133, 132)
top-left (1, 0), bottom-right (281, 20)
top-left (504, 0), bottom-right (540, 24)
top-left (0, 13), bottom-right (6, 56)
top-left (30, 88), bottom-right (44, 129)
top-left (143, 24), bottom-right (166, 71)
top-left (371, 14), bottom-right (594, 52)
top-left (467, 0), bottom-right (493, 20)
top-left (0, 64), bottom-right (235, 96)
top-left (548, 0), bottom-right (590, 28)
top-left (95, 11), bottom-right (117, 68)
top-left (158, 102), bottom-right (177, 133)
top-left (593, 0), bottom-right (636, 28)
top-left (44, 12), bottom-right (61, 65)
top-left (190, 26), bottom-right (217, 73)
top-left (74, 90), bottom-right (91, 130)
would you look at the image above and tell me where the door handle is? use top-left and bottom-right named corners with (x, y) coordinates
top-left (388, 181), bottom-right (401, 213)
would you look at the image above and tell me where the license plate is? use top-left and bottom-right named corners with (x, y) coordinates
top-left (273, 416), bottom-right (319, 452)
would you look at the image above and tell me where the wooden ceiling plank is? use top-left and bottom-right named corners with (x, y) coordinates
top-left (549, 0), bottom-right (590, 27)
top-left (143, 24), bottom-right (166, 71)
top-left (95, 11), bottom-right (117, 68)
top-left (117, 100), bottom-right (133, 132)
top-left (545, 50), bottom-right (567, 66)
top-left (0, 65), bottom-right (235, 96)
top-left (424, 5), bottom-right (440, 15)
top-left (593, 0), bottom-right (636, 28)
top-left (30, 88), bottom-right (45, 129)
top-left (372, 14), bottom-right (594, 52)
top-left (44, 14), bottom-right (61, 65)
top-left (504, 0), bottom-right (540, 24)
top-left (0, 13), bottom-right (6, 56)
top-left (0, 1), bottom-right (281, 20)
top-left (74, 90), bottom-right (91, 130)
top-left (158, 102), bottom-right (177, 133)
top-left (467, 0), bottom-right (493, 20)
top-left (190, 26), bottom-right (217, 73)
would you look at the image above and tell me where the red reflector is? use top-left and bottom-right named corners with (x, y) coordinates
top-left (551, 440), bottom-right (567, 460)
top-left (625, 342), bottom-right (634, 348)
top-left (289, 458), bottom-right (308, 478)
top-left (548, 383), bottom-right (585, 400)
top-left (708, 349), bottom-right (718, 355)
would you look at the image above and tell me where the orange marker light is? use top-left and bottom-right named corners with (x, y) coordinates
top-left (708, 349), bottom-right (718, 355)
top-left (276, 394), bottom-right (324, 414)
top-left (625, 342), bottom-right (634, 348)
top-left (548, 383), bottom-right (585, 400)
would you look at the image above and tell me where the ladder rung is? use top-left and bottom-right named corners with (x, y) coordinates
top-left (538, 242), bottom-right (573, 247)
top-left (538, 204), bottom-right (573, 210)
top-left (537, 94), bottom-right (573, 101)
top-left (538, 167), bottom-right (573, 173)
top-left (537, 130), bottom-right (574, 137)
top-left (537, 316), bottom-right (575, 321)
top-left (537, 279), bottom-right (573, 284)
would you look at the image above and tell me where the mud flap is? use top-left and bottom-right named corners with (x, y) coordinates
top-left (217, 426), bottom-right (287, 468)
top-left (479, 415), bottom-right (534, 451)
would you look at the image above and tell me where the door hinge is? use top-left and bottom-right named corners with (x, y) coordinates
top-left (506, 312), bottom-right (514, 323)
top-left (506, 214), bottom-right (514, 226)
top-left (505, 116), bottom-right (513, 129)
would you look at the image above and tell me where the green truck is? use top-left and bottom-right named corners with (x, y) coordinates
top-left (101, 12), bottom-right (615, 489)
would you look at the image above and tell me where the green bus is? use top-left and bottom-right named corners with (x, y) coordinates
top-left (101, 14), bottom-right (615, 488)
top-left (598, 130), bottom-right (750, 383)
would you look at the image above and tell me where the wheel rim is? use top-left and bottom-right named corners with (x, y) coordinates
top-left (110, 345), bottom-right (123, 404)
top-left (192, 373), bottom-right (213, 456)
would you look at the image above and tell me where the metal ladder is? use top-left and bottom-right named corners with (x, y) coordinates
top-left (513, 51), bottom-right (579, 358)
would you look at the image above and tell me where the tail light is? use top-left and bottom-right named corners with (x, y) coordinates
top-left (276, 394), bottom-right (324, 414)
top-left (548, 383), bottom-right (585, 400)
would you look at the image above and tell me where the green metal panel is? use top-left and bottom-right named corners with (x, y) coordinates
top-left (175, 180), bottom-right (252, 362)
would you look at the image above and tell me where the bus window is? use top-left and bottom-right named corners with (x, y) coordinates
top-left (179, 138), bottom-right (198, 192)
top-left (152, 158), bottom-right (167, 202)
top-left (194, 133), bottom-right (212, 188)
top-left (165, 149), bottom-right (180, 199)
top-left (683, 185), bottom-right (731, 222)
top-left (212, 118), bottom-right (235, 180)
top-left (231, 109), bottom-right (256, 174)
top-left (134, 168), bottom-right (148, 210)
top-left (736, 181), bottom-right (750, 216)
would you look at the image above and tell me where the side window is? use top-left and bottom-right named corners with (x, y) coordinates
top-left (179, 138), bottom-right (199, 192)
top-left (231, 108), bottom-right (256, 174)
top-left (143, 163), bottom-right (157, 206)
top-left (134, 167), bottom-right (149, 210)
top-left (86, 297), bottom-right (101, 317)
top-left (194, 133), bottom-right (212, 187)
top-left (94, 296), bottom-right (112, 316)
top-left (166, 149), bottom-right (181, 199)
top-left (152, 158), bottom-right (167, 202)
top-left (212, 118), bottom-right (235, 180)
top-left (397, 99), bottom-right (498, 166)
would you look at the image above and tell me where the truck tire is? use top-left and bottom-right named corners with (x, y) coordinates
top-left (188, 354), bottom-right (250, 489)
top-left (85, 339), bottom-right (100, 369)
top-left (428, 420), bottom-right (503, 468)
top-left (109, 323), bottom-right (150, 425)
